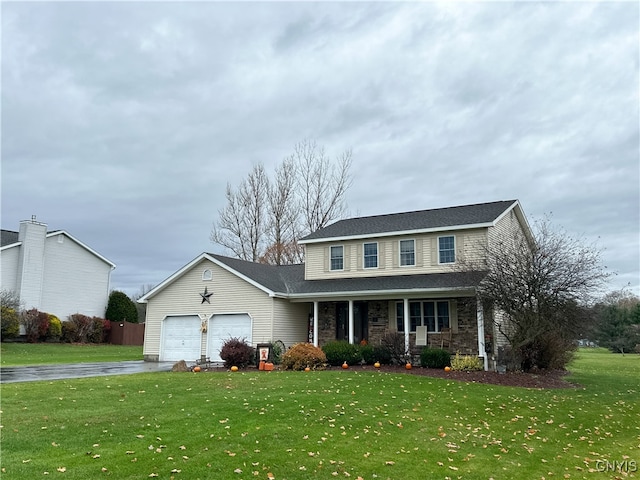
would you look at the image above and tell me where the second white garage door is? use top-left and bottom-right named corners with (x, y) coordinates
top-left (207, 314), bottom-right (252, 362)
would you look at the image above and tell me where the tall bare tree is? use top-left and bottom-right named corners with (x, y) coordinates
top-left (293, 139), bottom-right (353, 233)
top-left (211, 163), bottom-right (269, 262)
top-left (462, 217), bottom-right (611, 371)
top-left (211, 140), bottom-right (352, 264)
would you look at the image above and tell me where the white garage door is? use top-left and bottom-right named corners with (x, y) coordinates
top-left (207, 314), bottom-right (252, 362)
top-left (160, 316), bottom-right (202, 362)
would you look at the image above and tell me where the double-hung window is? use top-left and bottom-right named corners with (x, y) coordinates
top-left (396, 300), bottom-right (450, 332)
top-left (363, 242), bottom-right (378, 269)
top-left (330, 245), bottom-right (344, 271)
top-left (400, 239), bottom-right (415, 266)
top-left (438, 236), bottom-right (456, 264)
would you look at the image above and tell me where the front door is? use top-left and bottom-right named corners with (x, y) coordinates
top-left (354, 301), bottom-right (368, 344)
top-left (336, 302), bottom-right (348, 341)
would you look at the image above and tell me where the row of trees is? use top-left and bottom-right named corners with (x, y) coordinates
top-left (211, 140), bottom-right (352, 265)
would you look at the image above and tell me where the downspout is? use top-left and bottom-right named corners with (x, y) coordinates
top-left (477, 297), bottom-right (488, 371)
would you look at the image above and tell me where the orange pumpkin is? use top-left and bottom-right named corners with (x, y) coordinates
top-left (230, 366), bottom-right (239, 372)
top-left (304, 367), bottom-right (311, 372)
top-left (405, 363), bottom-right (412, 370)
top-left (342, 362), bottom-right (349, 369)
top-left (374, 362), bottom-right (381, 369)
top-left (444, 366), bottom-right (451, 372)
top-left (193, 366), bottom-right (201, 373)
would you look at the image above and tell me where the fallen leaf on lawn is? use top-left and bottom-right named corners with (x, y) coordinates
top-left (92, 454), bottom-right (100, 459)
top-left (101, 467), bottom-right (108, 472)
top-left (234, 469), bottom-right (242, 474)
top-left (385, 461), bottom-right (395, 465)
top-left (148, 474), bottom-right (158, 478)
top-left (125, 451), bottom-right (135, 454)
top-left (179, 445), bottom-right (186, 450)
top-left (136, 435), bottom-right (144, 438)
top-left (57, 467), bottom-right (66, 472)
top-left (22, 459), bottom-right (31, 463)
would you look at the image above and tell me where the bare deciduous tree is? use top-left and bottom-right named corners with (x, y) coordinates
top-left (293, 139), bottom-right (353, 233)
top-left (211, 141), bottom-right (352, 265)
top-left (463, 217), bottom-right (611, 371)
top-left (211, 164), bottom-right (269, 262)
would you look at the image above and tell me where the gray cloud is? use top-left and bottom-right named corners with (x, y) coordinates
top-left (2, 2), bottom-right (638, 298)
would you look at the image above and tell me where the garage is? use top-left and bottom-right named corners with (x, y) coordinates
top-left (207, 314), bottom-right (252, 362)
top-left (160, 315), bottom-right (202, 362)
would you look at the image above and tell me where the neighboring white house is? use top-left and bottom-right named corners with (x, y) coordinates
top-left (0, 217), bottom-right (116, 321)
top-left (140, 200), bottom-right (532, 370)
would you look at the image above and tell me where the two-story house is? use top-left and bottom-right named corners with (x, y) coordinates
top-left (1, 217), bottom-right (116, 321)
top-left (140, 200), bottom-right (531, 370)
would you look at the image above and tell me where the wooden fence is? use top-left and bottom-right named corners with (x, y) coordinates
top-left (109, 321), bottom-right (145, 346)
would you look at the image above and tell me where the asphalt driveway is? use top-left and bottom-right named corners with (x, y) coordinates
top-left (0, 361), bottom-right (174, 383)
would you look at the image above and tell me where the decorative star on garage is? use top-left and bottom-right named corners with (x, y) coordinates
top-left (199, 286), bottom-right (213, 304)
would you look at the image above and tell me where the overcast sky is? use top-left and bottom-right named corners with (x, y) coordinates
top-left (2, 1), bottom-right (638, 299)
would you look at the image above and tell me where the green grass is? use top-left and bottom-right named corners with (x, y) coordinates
top-left (0, 343), bottom-right (143, 366)
top-left (1, 349), bottom-right (638, 479)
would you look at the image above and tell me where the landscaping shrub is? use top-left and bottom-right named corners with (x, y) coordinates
top-left (220, 337), bottom-right (255, 368)
top-left (21, 309), bottom-right (50, 343)
top-left (372, 345), bottom-right (393, 365)
top-left (47, 314), bottom-right (62, 341)
top-left (450, 352), bottom-right (483, 371)
top-left (420, 347), bottom-right (451, 369)
top-left (61, 321), bottom-right (79, 343)
top-left (360, 344), bottom-right (375, 365)
top-left (86, 317), bottom-right (105, 343)
top-left (281, 342), bottom-right (327, 371)
top-left (0, 306), bottom-right (20, 340)
top-left (105, 290), bottom-right (138, 323)
top-left (380, 333), bottom-right (408, 365)
top-left (322, 340), bottom-right (361, 366)
top-left (65, 314), bottom-right (92, 342)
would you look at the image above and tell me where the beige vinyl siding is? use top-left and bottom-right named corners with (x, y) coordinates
top-left (304, 229), bottom-right (488, 280)
top-left (270, 299), bottom-right (310, 347)
top-left (144, 259), bottom-right (274, 358)
top-left (488, 209), bottom-right (527, 249)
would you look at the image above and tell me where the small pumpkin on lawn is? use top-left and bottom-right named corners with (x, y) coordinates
top-left (444, 366), bottom-right (451, 372)
top-left (342, 361), bottom-right (349, 369)
top-left (374, 361), bottom-right (381, 369)
top-left (405, 362), bottom-right (412, 370)
top-left (304, 366), bottom-right (311, 372)
top-left (193, 366), bottom-right (201, 373)
top-left (230, 366), bottom-right (239, 372)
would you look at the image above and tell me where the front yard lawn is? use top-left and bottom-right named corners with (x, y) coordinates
top-left (0, 343), bottom-right (143, 366)
top-left (1, 349), bottom-right (638, 479)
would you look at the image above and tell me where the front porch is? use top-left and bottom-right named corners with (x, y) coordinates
top-left (309, 297), bottom-right (484, 359)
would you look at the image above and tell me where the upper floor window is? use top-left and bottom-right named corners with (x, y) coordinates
top-left (330, 245), bottom-right (344, 271)
top-left (400, 239), bottom-right (415, 266)
top-left (438, 236), bottom-right (456, 264)
top-left (202, 269), bottom-right (213, 281)
top-left (363, 242), bottom-right (378, 269)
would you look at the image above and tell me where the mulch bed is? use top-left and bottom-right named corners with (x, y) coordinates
top-left (187, 362), bottom-right (579, 389)
top-left (344, 364), bottom-right (579, 389)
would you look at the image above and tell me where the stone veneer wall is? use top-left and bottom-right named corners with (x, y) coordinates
top-left (316, 297), bottom-right (479, 355)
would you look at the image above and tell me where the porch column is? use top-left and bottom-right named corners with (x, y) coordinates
top-left (313, 301), bottom-right (319, 347)
top-left (348, 299), bottom-right (354, 344)
top-left (477, 298), bottom-right (488, 371)
top-left (403, 298), bottom-right (410, 355)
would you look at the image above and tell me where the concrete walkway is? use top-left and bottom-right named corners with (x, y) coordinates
top-left (0, 361), bottom-right (174, 383)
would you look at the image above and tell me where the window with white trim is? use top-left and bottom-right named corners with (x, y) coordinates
top-left (363, 242), bottom-right (378, 269)
top-left (396, 300), bottom-right (450, 332)
top-left (438, 235), bottom-right (456, 264)
top-left (330, 245), bottom-right (344, 271)
top-left (400, 239), bottom-right (415, 266)
top-left (202, 269), bottom-right (213, 281)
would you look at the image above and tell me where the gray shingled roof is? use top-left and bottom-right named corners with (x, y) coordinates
top-left (1, 230), bottom-right (19, 247)
top-left (300, 200), bottom-right (517, 242)
top-left (210, 254), bottom-right (484, 297)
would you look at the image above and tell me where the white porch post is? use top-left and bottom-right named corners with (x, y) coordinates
top-left (313, 301), bottom-right (319, 347)
top-left (348, 300), bottom-right (354, 344)
top-left (403, 298), bottom-right (410, 355)
top-left (477, 298), bottom-right (488, 371)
